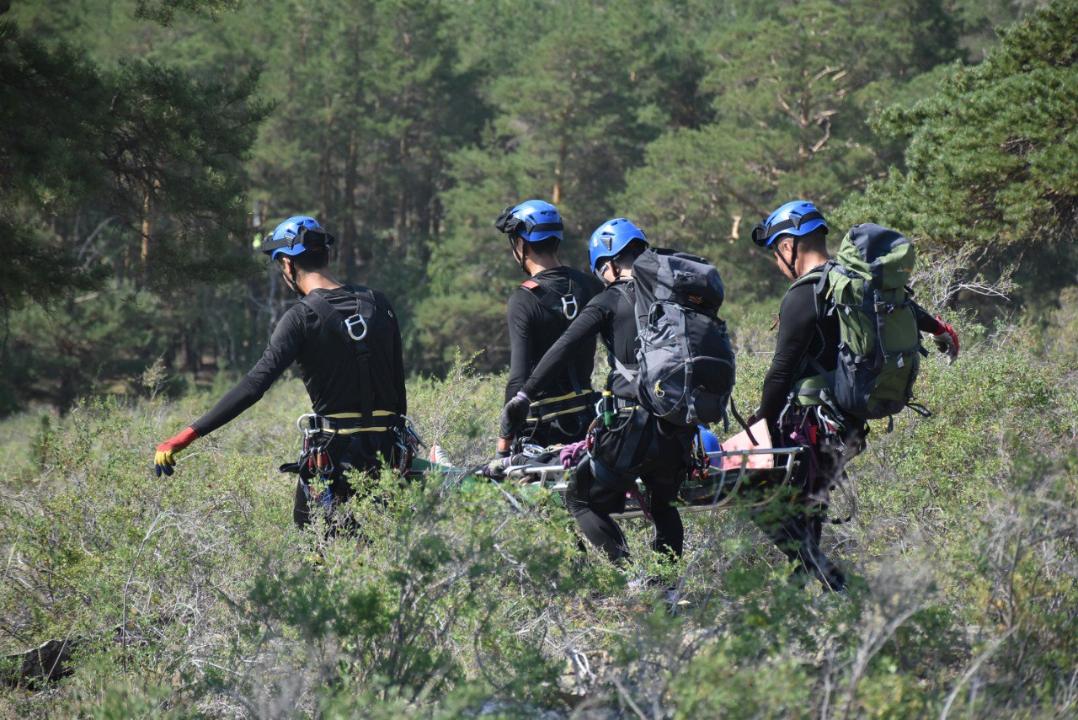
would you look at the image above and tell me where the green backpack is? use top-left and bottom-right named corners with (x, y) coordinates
top-left (794, 223), bottom-right (926, 421)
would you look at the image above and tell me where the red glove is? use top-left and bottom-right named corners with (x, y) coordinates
top-left (154, 426), bottom-right (198, 477)
top-left (932, 316), bottom-right (960, 364)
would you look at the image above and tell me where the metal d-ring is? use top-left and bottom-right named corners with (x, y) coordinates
top-left (344, 313), bottom-right (368, 341)
top-left (561, 295), bottom-right (579, 320)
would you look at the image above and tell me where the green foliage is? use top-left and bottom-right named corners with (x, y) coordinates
top-left (4, 0), bottom-right (1071, 406)
top-left (619, 0), bottom-right (965, 300)
top-left (0, 11), bottom-right (266, 414)
top-left (836, 0), bottom-right (1078, 309)
top-left (411, 293), bottom-right (509, 376)
top-left (246, 0), bottom-right (482, 253)
top-left (0, 2), bottom-right (1074, 715)
top-left (134, 0), bottom-right (242, 25)
top-left (0, 20), bottom-right (107, 311)
top-left (0, 15), bottom-right (264, 292)
top-left (1, 283), bottom-right (163, 411)
top-left (1, 331), bottom-right (1074, 716)
top-left (417, 0), bottom-right (712, 364)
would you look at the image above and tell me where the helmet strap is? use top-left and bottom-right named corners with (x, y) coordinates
top-left (509, 236), bottom-right (529, 275)
top-left (610, 258), bottom-right (631, 281)
top-left (775, 236), bottom-right (800, 279)
top-left (281, 257), bottom-right (303, 296)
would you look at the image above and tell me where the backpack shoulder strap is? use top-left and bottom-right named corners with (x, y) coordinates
top-left (787, 262), bottom-right (836, 321)
top-left (608, 283), bottom-right (640, 383)
top-left (783, 266), bottom-right (836, 403)
top-left (612, 356), bottom-right (637, 384)
top-left (611, 281), bottom-right (642, 334)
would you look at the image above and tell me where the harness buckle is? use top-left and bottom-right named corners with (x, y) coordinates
top-left (297, 413), bottom-right (321, 435)
top-left (560, 295), bottom-right (579, 320)
top-left (344, 314), bottom-right (368, 341)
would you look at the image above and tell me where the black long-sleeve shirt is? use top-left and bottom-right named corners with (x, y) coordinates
top-left (523, 279), bottom-right (639, 401)
top-left (759, 265), bottom-right (941, 423)
top-left (505, 267), bottom-right (603, 402)
top-left (192, 285), bottom-right (406, 437)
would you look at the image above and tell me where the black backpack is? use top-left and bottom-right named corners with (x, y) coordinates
top-left (620, 249), bottom-right (735, 427)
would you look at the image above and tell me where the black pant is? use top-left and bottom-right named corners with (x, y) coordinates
top-left (292, 430), bottom-right (399, 530)
top-left (565, 408), bottom-right (692, 563)
top-left (750, 407), bottom-right (862, 590)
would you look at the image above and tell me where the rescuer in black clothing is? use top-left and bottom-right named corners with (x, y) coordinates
top-left (749, 201), bottom-right (960, 590)
top-left (152, 216), bottom-right (407, 529)
top-left (501, 218), bottom-right (694, 564)
top-left (758, 271), bottom-right (947, 424)
top-left (495, 200), bottom-right (603, 453)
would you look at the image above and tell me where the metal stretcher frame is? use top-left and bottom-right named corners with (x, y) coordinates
top-left (501, 446), bottom-right (804, 520)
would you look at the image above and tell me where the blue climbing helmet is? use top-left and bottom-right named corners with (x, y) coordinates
top-left (588, 217), bottom-right (648, 272)
top-left (493, 199), bottom-right (564, 244)
top-left (751, 200), bottom-right (828, 248)
top-left (259, 216), bottom-right (335, 260)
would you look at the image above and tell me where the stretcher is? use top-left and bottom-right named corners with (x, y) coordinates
top-left (286, 414), bottom-right (808, 520)
top-left (427, 420), bottom-right (806, 520)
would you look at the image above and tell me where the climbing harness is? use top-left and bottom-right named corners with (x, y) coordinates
top-left (282, 410), bottom-right (423, 483)
top-left (778, 399), bottom-right (866, 525)
top-left (521, 276), bottom-right (582, 321)
top-left (526, 389), bottom-right (599, 424)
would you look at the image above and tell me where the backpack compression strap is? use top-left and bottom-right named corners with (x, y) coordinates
top-left (788, 265), bottom-right (835, 320)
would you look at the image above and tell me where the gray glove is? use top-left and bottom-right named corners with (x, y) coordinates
top-left (499, 391), bottom-right (531, 439)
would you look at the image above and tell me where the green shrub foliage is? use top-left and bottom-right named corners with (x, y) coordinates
top-left (1, 338), bottom-right (1075, 716)
top-left (0, 2), bottom-right (1075, 712)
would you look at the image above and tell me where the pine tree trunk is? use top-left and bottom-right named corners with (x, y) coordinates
top-left (344, 131), bottom-right (358, 280)
top-left (552, 133), bottom-right (567, 204)
top-left (140, 190), bottom-right (151, 270)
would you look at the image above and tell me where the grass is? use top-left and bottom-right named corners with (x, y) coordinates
top-left (0, 316), bottom-right (1075, 718)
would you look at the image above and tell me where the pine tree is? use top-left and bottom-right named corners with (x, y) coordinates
top-left (617, 0), bottom-right (963, 298)
top-left (0, 10), bottom-right (264, 412)
top-left (837, 0), bottom-right (1077, 309)
top-left (417, 0), bottom-right (711, 373)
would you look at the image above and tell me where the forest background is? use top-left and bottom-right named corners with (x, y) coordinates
top-left (0, 0), bottom-right (1076, 717)
top-left (1, 0), bottom-right (1073, 412)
